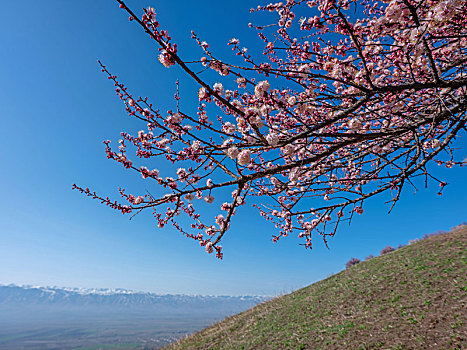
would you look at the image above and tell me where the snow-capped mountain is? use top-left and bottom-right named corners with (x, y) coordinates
top-left (0, 284), bottom-right (271, 350)
top-left (0, 284), bottom-right (269, 312)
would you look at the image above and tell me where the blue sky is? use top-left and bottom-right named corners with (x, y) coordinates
top-left (0, 0), bottom-right (465, 296)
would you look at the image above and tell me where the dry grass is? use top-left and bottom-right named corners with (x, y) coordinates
top-left (164, 226), bottom-right (467, 350)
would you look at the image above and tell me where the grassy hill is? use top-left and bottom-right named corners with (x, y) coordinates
top-left (164, 226), bottom-right (467, 350)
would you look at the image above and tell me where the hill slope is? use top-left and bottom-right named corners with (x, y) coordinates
top-left (164, 226), bottom-right (467, 350)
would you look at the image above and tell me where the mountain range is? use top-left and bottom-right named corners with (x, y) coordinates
top-left (0, 284), bottom-right (270, 315)
top-left (0, 284), bottom-right (270, 349)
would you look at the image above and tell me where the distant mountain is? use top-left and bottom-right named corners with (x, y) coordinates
top-left (0, 285), bottom-right (271, 350)
top-left (0, 284), bottom-right (269, 313)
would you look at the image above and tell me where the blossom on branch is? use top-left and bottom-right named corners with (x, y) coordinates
top-left (75, 0), bottom-right (467, 259)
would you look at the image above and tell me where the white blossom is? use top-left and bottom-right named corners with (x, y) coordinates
top-left (266, 133), bottom-right (279, 146)
top-left (237, 150), bottom-right (251, 165)
top-left (254, 80), bottom-right (270, 97)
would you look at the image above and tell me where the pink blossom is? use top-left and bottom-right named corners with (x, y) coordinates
top-left (221, 202), bottom-right (231, 211)
top-left (77, 0), bottom-right (467, 259)
top-left (177, 168), bottom-right (187, 181)
top-left (167, 113), bottom-right (181, 124)
top-left (222, 122), bottom-right (236, 134)
top-left (271, 177), bottom-right (281, 187)
top-left (213, 82), bottom-right (224, 95)
top-left (204, 195), bottom-right (215, 204)
top-left (205, 242), bottom-right (214, 254)
top-left (237, 150), bottom-right (251, 165)
top-left (227, 146), bottom-right (239, 159)
top-left (198, 87), bottom-right (208, 100)
top-left (205, 226), bottom-right (215, 236)
top-left (282, 144), bottom-right (295, 156)
top-left (266, 133), bottom-right (279, 146)
top-left (288, 96), bottom-right (296, 106)
top-left (191, 140), bottom-right (201, 150)
top-left (140, 166), bottom-right (150, 179)
top-left (134, 196), bottom-right (144, 205)
top-left (146, 7), bottom-right (157, 21)
top-left (190, 174), bottom-right (200, 184)
top-left (158, 50), bottom-right (174, 68)
top-left (215, 214), bottom-right (225, 227)
top-left (432, 139), bottom-right (441, 148)
top-left (348, 118), bottom-right (362, 131)
top-left (254, 80), bottom-right (270, 97)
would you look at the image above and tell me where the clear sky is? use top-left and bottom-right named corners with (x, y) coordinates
top-left (1, 0), bottom-right (465, 296)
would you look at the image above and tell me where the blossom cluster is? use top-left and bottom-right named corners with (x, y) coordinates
top-left (76, 0), bottom-right (467, 258)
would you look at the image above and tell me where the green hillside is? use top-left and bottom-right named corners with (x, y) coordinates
top-left (164, 226), bottom-right (467, 350)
